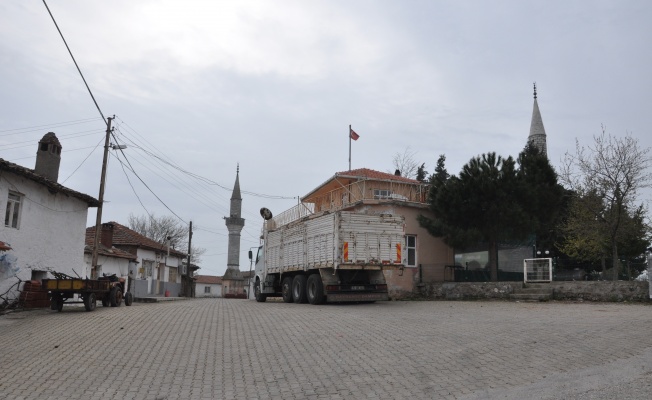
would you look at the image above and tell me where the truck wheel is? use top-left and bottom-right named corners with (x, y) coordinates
top-left (254, 278), bottom-right (267, 303)
top-left (292, 275), bottom-right (308, 303)
top-left (110, 286), bottom-right (123, 307)
top-left (307, 274), bottom-right (325, 305)
top-left (83, 293), bottom-right (97, 312)
top-left (124, 292), bottom-right (134, 306)
top-left (281, 277), bottom-right (294, 303)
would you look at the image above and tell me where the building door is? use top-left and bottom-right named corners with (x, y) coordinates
top-left (157, 263), bottom-right (165, 295)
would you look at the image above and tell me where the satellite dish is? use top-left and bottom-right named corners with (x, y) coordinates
top-left (260, 207), bottom-right (273, 220)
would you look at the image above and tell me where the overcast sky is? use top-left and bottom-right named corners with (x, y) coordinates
top-left (1, 1), bottom-right (651, 276)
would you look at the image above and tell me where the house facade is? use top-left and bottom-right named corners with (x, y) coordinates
top-left (83, 225), bottom-right (138, 292)
top-left (194, 275), bottom-right (223, 297)
top-left (0, 133), bottom-right (98, 305)
top-left (271, 168), bottom-right (454, 298)
top-left (86, 222), bottom-right (186, 298)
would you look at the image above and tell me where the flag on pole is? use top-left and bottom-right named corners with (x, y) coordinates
top-left (350, 129), bottom-right (360, 141)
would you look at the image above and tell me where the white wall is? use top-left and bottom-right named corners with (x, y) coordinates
top-left (0, 172), bottom-right (90, 298)
top-left (195, 283), bottom-right (222, 297)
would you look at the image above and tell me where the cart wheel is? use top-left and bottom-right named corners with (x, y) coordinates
top-left (124, 292), bottom-right (134, 306)
top-left (84, 293), bottom-right (97, 312)
top-left (51, 295), bottom-right (63, 312)
top-left (101, 296), bottom-right (110, 307)
top-left (110, 286), bottom-right (123, 307)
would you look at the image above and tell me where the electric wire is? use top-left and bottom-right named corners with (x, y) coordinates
top-left (0, 117), bottom-right (99, 135)
top-left (43, 0), bottom-right (106, 125)
top-left (61, 135), bottom-right (105, 184)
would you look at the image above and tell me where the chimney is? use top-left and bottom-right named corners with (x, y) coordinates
top-left (34, 132), bottom-right (62, 182)
top-left (394, 169), bottom-right (401, 176)
top-left (101, 223), bottom-right (114, 248)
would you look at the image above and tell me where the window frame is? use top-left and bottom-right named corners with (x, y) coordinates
top-left (5, 191), bottom-right (22, 229)
top-left (405, 234), bottom-right (417, 267)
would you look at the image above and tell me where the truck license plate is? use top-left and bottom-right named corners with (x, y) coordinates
top-left (351, 286), bottom-right (365, 291)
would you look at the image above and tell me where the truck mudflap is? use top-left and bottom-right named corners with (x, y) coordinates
top-left (324, 283), bottom-right (389, 302)
top-left (326, 292), bottom-right (389, 302)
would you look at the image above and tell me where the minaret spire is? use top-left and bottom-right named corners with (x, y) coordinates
top-left (528, 83), bottom-right (547, 156)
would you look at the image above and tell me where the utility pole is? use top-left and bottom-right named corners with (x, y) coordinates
top-left (186, 220), bottom-right (193, 297)
top-left (91, 116), bottom-right (113, 279)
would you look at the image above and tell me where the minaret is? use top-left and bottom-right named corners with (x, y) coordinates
top-left (223, 166), bottom-right (245, 282)
top-left (528, 83), bottom-right (548, 156)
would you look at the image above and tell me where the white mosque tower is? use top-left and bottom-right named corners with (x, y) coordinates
top-left (222, 165), bottom-right (245, 295)
top-left (528, 83), bottom-right (548, 156)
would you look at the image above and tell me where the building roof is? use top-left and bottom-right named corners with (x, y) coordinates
top-left (0, 158), bottom-right (99, 206)
top-left (335, 168), bottom-right (421, 184)
top-left (86, 222), bottom-right (187, 258)
top-left (83, 243), bottom-right (137, 261)
top-left (302, 167), bottom-right (422, 200)
top-left (231, 166), bottom-right (242, 200)
top-left (195, 275), bottom-right (223, 285)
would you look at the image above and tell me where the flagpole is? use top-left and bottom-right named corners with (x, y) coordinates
top-left (348, 124), bottom-right (351, 171)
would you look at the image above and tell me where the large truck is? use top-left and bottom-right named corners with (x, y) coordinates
top-left (252, 210), bottom-right (405, 304)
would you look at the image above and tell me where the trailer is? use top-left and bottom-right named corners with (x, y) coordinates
top-left (253, 210), bottom-right (405, 304)
top-left (42, 274), bottom-right (133, 312)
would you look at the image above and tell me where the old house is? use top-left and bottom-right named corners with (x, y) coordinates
top-left (86, 222), bottom-right (186, 298)
top-left (273, 168), bottom-right (454, 298)
top-left (0, 133), bottom-right (98, 304)
top-left (194, 275), bottom-right (222, 297)
top-left (83, 223), bottom-right (138, 291)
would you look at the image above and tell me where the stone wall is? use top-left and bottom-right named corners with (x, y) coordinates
top-left (406, 281), bottom-right (650, 302)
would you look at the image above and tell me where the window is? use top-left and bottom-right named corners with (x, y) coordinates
top-left (169, 267), bottom-right (178, 282)
top-left (204, 286), bottom-right (211, 294)
top-left (405, 235), bottom-right (417, 267)
top-left (142, 260), bottom-right (154, 278)
top-left (5, 192), bottom-right (21, 229)
top-left (373, 189), bottom-right (391, 199)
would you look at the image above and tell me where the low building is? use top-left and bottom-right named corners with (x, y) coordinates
top-left (86, 222), bottom-right (186, 298)
top-left (0, 133), bottom-right (98, 305)
top-left (83, 224), bottom-right (138, 292)
top-left (194, 275), bottom-right (222, 297)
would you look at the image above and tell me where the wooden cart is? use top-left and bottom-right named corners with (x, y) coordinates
top-left (42, 275), bottom-right (133, 312)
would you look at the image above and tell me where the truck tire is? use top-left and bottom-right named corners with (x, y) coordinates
top-left (83, 293), bottom-right (96, 312)
top-left (110, 286), bottom-right (123, 307)
top-left (292, 275), bottom-right (308, 303)
top-left (254, 279), bottom-right (267, 303)
top-left (281, 277), bottom-right (294, 303)
top-left (307, 274), bottom-right (325, 305)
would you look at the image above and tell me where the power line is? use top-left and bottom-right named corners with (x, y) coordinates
top-left (43, 0), bottom-right (107, 125)
top-left (0, 117), bottom-right (99, 135)
top-left (61, 136), bottom-right (105, 184)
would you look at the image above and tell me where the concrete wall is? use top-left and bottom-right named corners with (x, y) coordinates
top-left (414, 281), bottom-right (650, 302)
top-left (0, 172), bottom-right (90, 300)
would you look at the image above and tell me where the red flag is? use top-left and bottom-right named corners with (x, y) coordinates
top-left (350, 129), bottom-right (360, 141)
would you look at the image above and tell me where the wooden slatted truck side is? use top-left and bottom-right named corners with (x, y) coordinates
top-left (253, 211), bottom-right (405, 304)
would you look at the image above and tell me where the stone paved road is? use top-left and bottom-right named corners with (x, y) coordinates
top-left (0, 299), bottom-right (651, 400)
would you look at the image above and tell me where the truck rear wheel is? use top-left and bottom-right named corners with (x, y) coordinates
top-left (307, 274), bottom-right (325, 305)
top-left (281, 277), bottom-right (294, 303)
top-left (292, 275), bottom-right (308, 303)
top-left (254, 279), bottom-right (267, 303)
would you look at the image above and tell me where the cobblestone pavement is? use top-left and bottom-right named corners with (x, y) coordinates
top-left (1, 299), bottom-right (651, 400)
